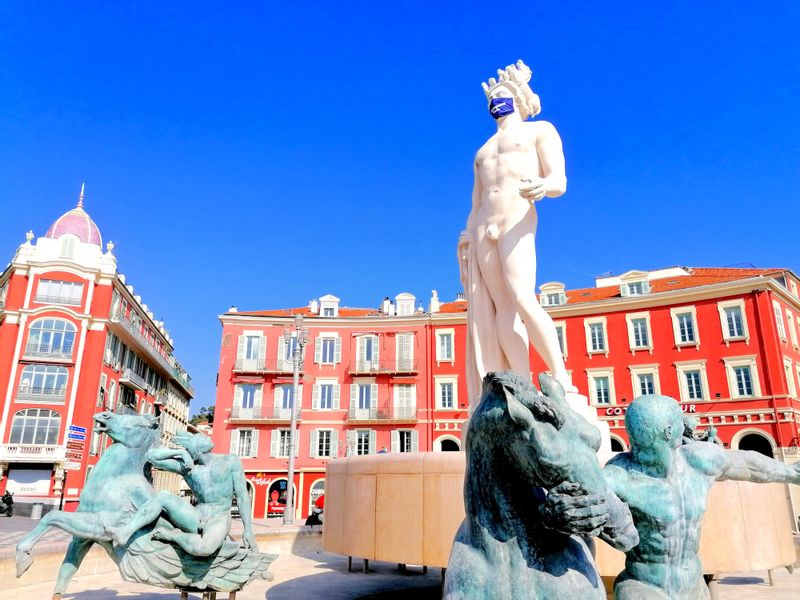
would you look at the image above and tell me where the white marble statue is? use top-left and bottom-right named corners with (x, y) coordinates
top-left (458, 60), bottom-right (572, 408)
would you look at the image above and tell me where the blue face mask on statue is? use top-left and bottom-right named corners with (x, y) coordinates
top-left (489, 97), bottom-right (515, 119)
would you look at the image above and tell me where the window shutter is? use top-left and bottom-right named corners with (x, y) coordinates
top-left (331, 430), bottom-right (339, 458)
top-left (310, 430), bottom-right (318, 458)
top-left (334, 337), bottom-right (342, 363)
top-left (333, 383), bottom-right (341, 409)
top-left (251, 430), bottom-right (260, 457)
top-left (273, 386), bottom-right (282, 412)
top-left (350, 384), bottom-right (357, 409)
top-left (254, 385), bottom-right (263, 413)
top-left (234, 385), bottom-right (243, 408)
top-left (314, 338), bottom-right (322, 364)
top-left (312, 384), bottom-right (320, 410)
top-left (358, 337), bottom-right (366, 363)
top-left (237, 335), bottom-right (246, 359)
top-left (270, 430), bottom-right (278, 458)
top-left (257, 336), bottom-right (266, 363)
top-left (372, 335), bottom-right (379, 364)
top-left (411, 430), bottom-right (419, 452)
top-left (230, 430), bottom-right (240, 455)
top-left (391, 430), bottom-right (399, 452)
top-left (277, 337), bottom-right (286, 368)
top-left (346, 430), bottom-right (356, 456)
top-left (370, 383), bottom-right (378, 408)
top-left (369, 429), bottom-right (377, 454)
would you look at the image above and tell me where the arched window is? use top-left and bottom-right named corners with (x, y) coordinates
top-left (610, 438), bottom-right (625, 452)
top-left (18, 364), bottom-right (69, 402)
top-left (27, 318), bottom-right (76, 359)
top-left (440, 439), bottom-right (460, 452)
top-left (10, 409), bottom-right (61, 445)
top-left (737, 433), bottom-right (774, 457)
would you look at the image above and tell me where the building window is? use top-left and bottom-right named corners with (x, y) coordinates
top-left (393, 383), bottom-right (416, 418)
top-left (436, 377), bottom-right (458, 409)
top-left (784, 358), bottom-right (797, 398)
top-left (356, 335), bottom-right (379, 369)
top-left (722, 356), bottom-right (761, 399)
top-left (587, 369), bottom-right (615, 405)
top-left (18, 364), bottom-right (69, 403)
top-left (554, 321), bottom-right (567, 356)
top-left (318, 383), bottom-right (335, 409)
top-left (356, 430), bottom-right (374, 455)
top-left (241, 384), bottom-right (258, 409)
top-left (626, 313), bottom-right (651, 351)
top-left (629, 365), bottom-right (661, 398)
top-left (685, 371), bottom-right (704, 400)
top-left (9, 409), bottom-right (61, 445)
top-left (670, 307), bottom-right (698, 346)
top-left (396, 333), bottom-right (414, 370)
top-left (623, 281), bottom-right (649, 296)
top-left (788, 312), bottom-right (798, 347)
top-left (773, 302), bottom-right (787, 340)
top-left (392, 429), bottom-right (419, 453)
top-left (638, 373), bottom-right (655, 395)
top-left (231, 429), bottom-right (258, 458)
top-left (675, 361), bottom-right (709, 402)
top-left (60, 236), bottom-right (76, 258)
top-left (585, 318), bottom-right (607, 354)
top-left (26, 318), bottom-right (76, 359)
top-left (718, 300), bottom-right (748, 342)
top-left (34, 279), bottom-right (84, 305)
top-left (323, 307), bottom-right (334, 317)
top-left (273, 383), bottom-right (301, 418)
top-left (436, 329), bottom-right (454, 362)
top-left (349, 381), bottom-right (377, 418)
top-left (312, 429), bottom-right (336, 458)
top-left (315, 335), bottom-right (341, 364)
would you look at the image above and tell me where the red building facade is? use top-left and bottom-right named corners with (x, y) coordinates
top-left (214, 267), bottom-right (800, 521)
top-left (0, 192), bottom-right (194, 513)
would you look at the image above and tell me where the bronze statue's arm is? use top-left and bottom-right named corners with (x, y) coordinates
top-left (146, 447), bottom-right (193, 474)
top-left (534, 121), bottom-right (567, 197)
top-left (685, 442), bottom-right (800, 484)
top-left (600, 461), bottom-right (640, 552)
top-left (231, 458), bottom-right (258, 548)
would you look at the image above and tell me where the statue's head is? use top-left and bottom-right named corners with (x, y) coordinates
top-left (625, 395), bottom-right (683, 463)
top-left (482, 60), bottom-right (541, 120)
top-left (173, 430), bottom-right (215, 459)
top-left (93, 411), bottom-right (160, 448)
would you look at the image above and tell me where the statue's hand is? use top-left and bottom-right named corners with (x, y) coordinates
top-left (539, 481), bottom-right (609, 537)
top-left (519, 177), bottom-right (548, 203)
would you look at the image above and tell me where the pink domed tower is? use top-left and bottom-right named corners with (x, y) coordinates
top-left (44, 183), bottom-right (102, 246)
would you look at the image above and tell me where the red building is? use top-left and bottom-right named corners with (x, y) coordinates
top-left (0, 190), bottom-right (194, 513)
top-left (214, 266), bottom-right (800, 522)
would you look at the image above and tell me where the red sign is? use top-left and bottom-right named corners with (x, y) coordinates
top-left (66, 441), bottom-right (85, 451)
top-left (66, 451), bottom-right (84, 461)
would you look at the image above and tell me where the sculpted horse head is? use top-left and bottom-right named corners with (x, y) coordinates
top-left (93, 411), bottom-right (160, 449)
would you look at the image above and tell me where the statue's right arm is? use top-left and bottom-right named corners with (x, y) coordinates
top-left (599, 461), bottom-right (639, 552)
top-left (146, 448), bottom-right (193, 474)
top-left (685, 442), bottom-right (800, 484)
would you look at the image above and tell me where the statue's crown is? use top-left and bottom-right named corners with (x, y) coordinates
top-left (482, 59), bottom-right (533, 98)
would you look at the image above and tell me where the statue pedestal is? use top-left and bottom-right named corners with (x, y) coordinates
top-left (565, 392), bottom-right (612, 459)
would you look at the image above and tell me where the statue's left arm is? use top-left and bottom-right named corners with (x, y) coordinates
top-left (520, 121), bottom-right (567, 202)
top-left (231, 458), bottom-right (258, 548)
top-left (685, 442), bottom-right (800, 484)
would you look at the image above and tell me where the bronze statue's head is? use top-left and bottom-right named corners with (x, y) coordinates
top-left (174, 430), bottom-right (215, 459)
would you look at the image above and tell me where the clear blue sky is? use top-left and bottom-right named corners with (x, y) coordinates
top-left (1, 2), bottom-right (798, 412)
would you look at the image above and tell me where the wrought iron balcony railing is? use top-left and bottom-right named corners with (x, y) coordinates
top-left (348, 359), bottom-right (418, 375)
top-left (229, 405), bottom-right (302, 421)
top-left (120, 368), bottom-right (149, 391)
top-left (232, 358), bottom-right (297, 374)
top-left (16, 386), bottom-right (67, 403)
top-left (24, 342), bottom-right (74, 360)
top-left (33, 294), bottom-right (82, 306)
top-left (347, 406), bottom-right (417, 421)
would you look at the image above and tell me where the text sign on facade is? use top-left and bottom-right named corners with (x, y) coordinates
top-left (67, 433), bottom-right (86, 441)
top-left (66, 451), bottom-right (83, 461)
top-left (605, 404), bottom-right (696, 417)
top-left (63, 461), bottom-right (82, 471)
top-left (68, 425), bottom-right (87, 434)
top-left (66, 441), bottom-right (84, 451)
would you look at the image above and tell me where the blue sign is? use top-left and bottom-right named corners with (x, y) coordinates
top-left (68, 425), bottom-right (87, 433)
top-left (67, 433), bottom-right (86, 441)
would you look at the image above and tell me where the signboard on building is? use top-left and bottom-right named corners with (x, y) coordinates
top-left (66, 451), bottom-right (83, 461)
top-left (67, 432), bottom-right (86, 441)
top-left (66, 441), bottom-right (84, 451)
top-left (604, 404), bottom-right (697, 417)
top-left (64, 461), bottom-right (82, 471)
top-left (68, 425), bottom-right (87, 434)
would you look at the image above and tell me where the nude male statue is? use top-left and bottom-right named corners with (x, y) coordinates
top-left (458, 60), bottom-right (572, 407)
top-left (114, 430), bottom-right (258, 555)
top-left (604, 395), bottom-right (800, 599)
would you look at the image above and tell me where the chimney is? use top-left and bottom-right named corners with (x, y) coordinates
top-left (309, 298), bottom-right (320, 314)
top-left (429, 290), bottom-right (441, 313)
top-left (455, 292), bottom-right (466, 302)
top-left (228, 306), bottom-right (238, 313)
top-left (381, 297), bottom-right (392, 314)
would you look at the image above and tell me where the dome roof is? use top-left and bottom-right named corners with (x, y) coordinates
top-left (45, 187), bottom-right (102, 247)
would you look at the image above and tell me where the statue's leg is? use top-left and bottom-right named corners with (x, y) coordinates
top-left (154, 514), bottom-right (230, 557)
top-left (16, 511), bottom-right (104, 577)
top-left (497, 230), bottom-right (570, 386)
top-left (112, 490), bottom-right (199, 546)
top-left (52, 537), bottom-right (94, 599)
top-left (474, 235), bottom-right (530, 374)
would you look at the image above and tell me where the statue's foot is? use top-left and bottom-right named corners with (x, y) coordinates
top-left (15, 548), bottom-right (33, 578)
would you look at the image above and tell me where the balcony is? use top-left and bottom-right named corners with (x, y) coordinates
top-left (109, 310), bottom-right (173, 373)
top-left (24, 342), bottom-right (74, 362)
top-left (347, 406), bottom-right (418, 422)
top-left (120, 368), bottom-right (148, 392)
top-left (114, 403), bottom-right (139, 416)
top-left (16, 386), bottom-right (67, 404)
top-left (233, 358), bottom-right (296, 375)
top-left (348, 359), bottom-right (418, 376)
top-left (229, 405), bottom-right (301, 423)
top-left (33, 294), bottom-right (81, 306)
top-left (0, 443), bottom-right (66, 462)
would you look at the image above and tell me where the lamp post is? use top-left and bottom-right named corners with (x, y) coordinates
top-left (283, 314), bottom-right (308, 524)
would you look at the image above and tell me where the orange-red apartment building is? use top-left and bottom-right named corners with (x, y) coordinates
top-left (213, 266), bottom-right (800, 521)
top-left (0, 192), bottom-right (194, 514)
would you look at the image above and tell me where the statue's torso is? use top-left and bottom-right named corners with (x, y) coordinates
top-left (186, 456), bottom-right (235, 510)
top-left (474, 122), bottom-right (544, 229)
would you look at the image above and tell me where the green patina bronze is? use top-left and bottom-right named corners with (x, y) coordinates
top-left (443, 372), bottom-right (638, 600)
top-left (15, 411), bottom-right (275, 599)
top-left (605, 394), bottom-right (800, 599)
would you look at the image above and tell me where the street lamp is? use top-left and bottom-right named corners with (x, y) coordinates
top-left (282, 314), bottom-right (308, 524)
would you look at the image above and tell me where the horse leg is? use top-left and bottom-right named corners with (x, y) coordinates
top-left (16, 511), bottom-right (104, 577)
top-left (52, 537), bottom-right (94, 599)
